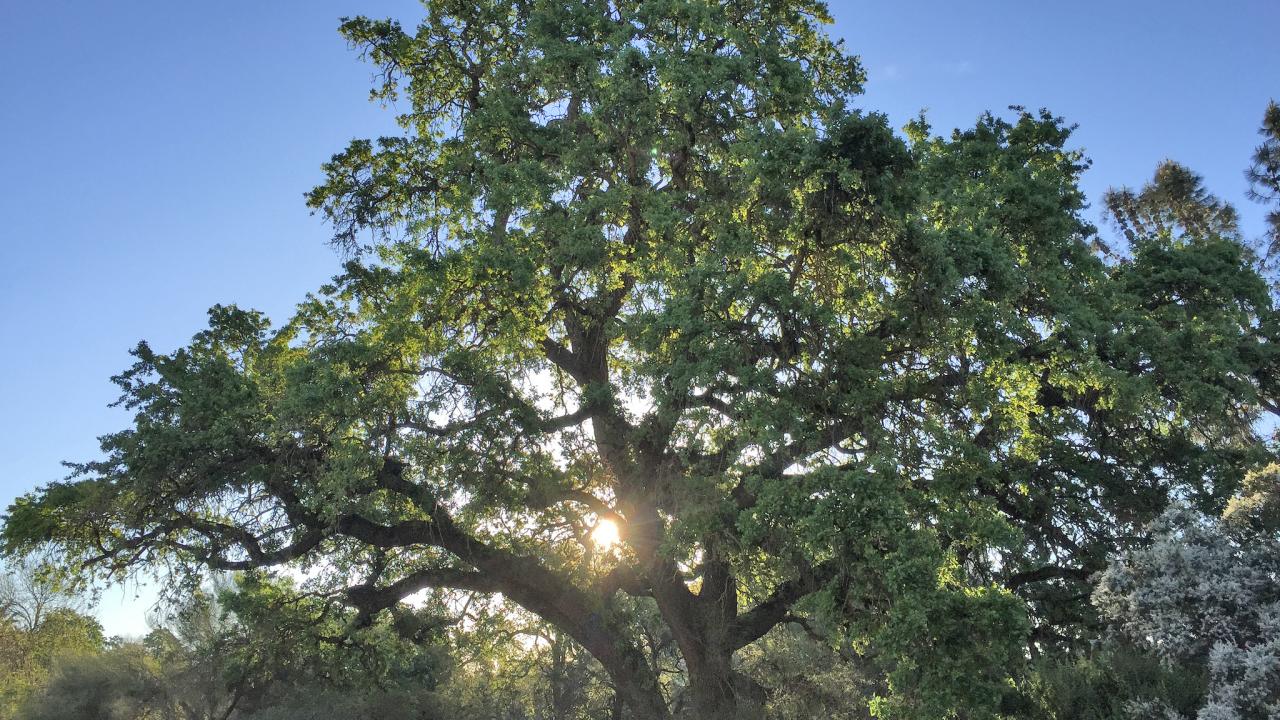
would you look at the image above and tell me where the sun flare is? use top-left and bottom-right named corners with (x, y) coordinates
top-left (590, 518), bottom-right (621, 549)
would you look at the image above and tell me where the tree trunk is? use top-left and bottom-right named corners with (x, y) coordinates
top-left (604, 652), bottom-right (672, 720)
top-left (681, 648), bottom-right (767, 720)
top-left (685, 663), bottom-right (738, 720)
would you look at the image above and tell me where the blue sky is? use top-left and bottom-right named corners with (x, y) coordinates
top-left (1, 1), bottom-right (1277, 636)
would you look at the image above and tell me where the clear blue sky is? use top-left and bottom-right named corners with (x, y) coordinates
top-left (1, 1), bottom-right (1277, 636)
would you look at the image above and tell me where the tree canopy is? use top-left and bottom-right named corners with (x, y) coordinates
top-left (4, 2), bottom-right (1279, 718)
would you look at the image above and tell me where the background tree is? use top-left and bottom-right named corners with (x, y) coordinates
top-left (1246, 100), bottom-right (1280, 257)
top-left (1090, 466), bottom-right (1280, 720)
top-left (5, 2), bottom-right (1279, 718)
top-left (1, 552), bottom-right (87, 632)
top-left (19, 642), bottom-right (179, 720)
top-left (13, 572), bottom-right (453, 720)
top-left (0, 557), bottom-right (103, 719)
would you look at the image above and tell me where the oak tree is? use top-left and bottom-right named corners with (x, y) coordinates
top-left (6, 2), bottom-right (1279, 718)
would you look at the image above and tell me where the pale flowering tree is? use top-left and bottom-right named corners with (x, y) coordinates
top-left (1094, 466), bottom-right (1280, 720)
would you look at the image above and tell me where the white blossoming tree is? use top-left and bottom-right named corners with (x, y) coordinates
top-left (1094, 466), bottom-right (1280, 720)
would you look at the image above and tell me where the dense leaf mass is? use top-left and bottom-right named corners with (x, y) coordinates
top-left (4, 2), bottom-right (1279, 718)
top-left (1093, 466), bottom-right (1280, 720)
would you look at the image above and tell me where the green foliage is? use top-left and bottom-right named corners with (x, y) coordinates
top-left (234, 689), bottom-right (443, 720)
top-left (737, 622), bottom-right (879, 719)
top-left (0, 556), bottom-right (103, 718)
top-left (18, 643), bottom-right (175, 720)
top-left (7, 572), bottom-right (453, 720)
top-left (1020, 644), bottom-right (1206, 720)
top-left (1223, 463), bottom-right (1280, 532)
top-left (0, 608), bottom-right (104, 719)
top-left (215, 571), bottom-right (450, 708)
top-left (1246, 100), bottom-right (1280, 255)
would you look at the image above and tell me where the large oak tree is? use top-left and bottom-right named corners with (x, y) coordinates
top-left (5, 2), bottom-right (1279, 718)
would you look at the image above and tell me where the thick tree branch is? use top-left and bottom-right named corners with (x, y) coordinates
top-left (1004, 564), bottom-right (1095, 590)
top-left (729, 560), bottom-right (840, 650)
